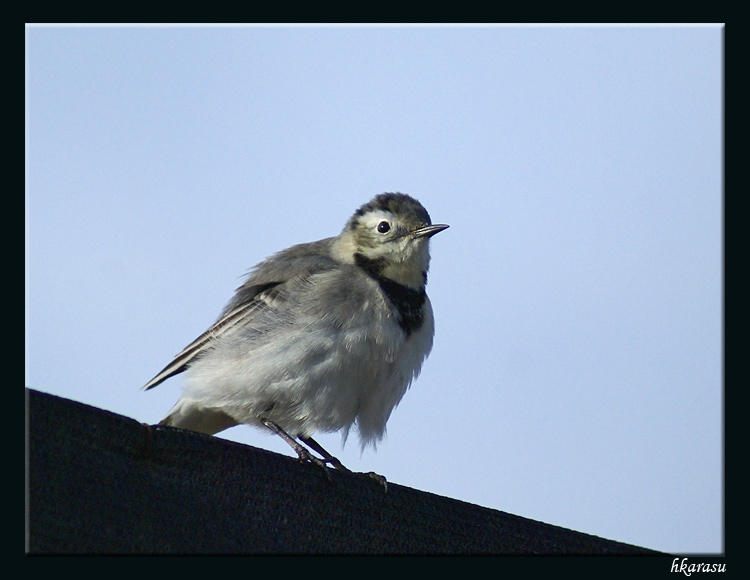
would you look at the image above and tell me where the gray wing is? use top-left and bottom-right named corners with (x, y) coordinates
top-left (141, 282), bottom-right (282, 390)
top-left (141, 239), bottom-right (339, 391)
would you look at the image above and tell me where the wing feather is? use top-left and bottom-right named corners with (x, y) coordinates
top-left (141, 245), bottom-right (339, 391)
top-left (141, 282), bottom-right (281, 390)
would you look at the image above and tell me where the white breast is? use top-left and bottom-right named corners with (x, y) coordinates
top-left (180, 292), bottom-right (435, 449)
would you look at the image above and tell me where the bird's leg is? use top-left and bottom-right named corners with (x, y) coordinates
top-left (260, 419), bottom-right (331, 478)
top-left (299, 435), bottom-right (350, 472)
top-left (301, 435), bottom-right (388, 493)
top-left (260, 419), bottom-right (387, 492)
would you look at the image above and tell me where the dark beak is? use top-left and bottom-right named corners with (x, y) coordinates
top-left (412, 224), bottom-right (450, 239)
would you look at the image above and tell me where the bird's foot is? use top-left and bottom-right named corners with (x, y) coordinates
top-left (262, 419), bottom-right (335, 479)
top-left (299, 435), bottom-right (351, 472)
top-left (365, 471), bottom-right (388, 493)
top-left (262, 421), bottom-right (386, 489)
top-left (291, 445), bottom-right (333, 480)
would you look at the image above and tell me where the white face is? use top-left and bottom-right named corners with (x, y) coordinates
top-left (356, 209), bottom-right (432, 288)
top-left (361, 210), bottom-right (398, 240)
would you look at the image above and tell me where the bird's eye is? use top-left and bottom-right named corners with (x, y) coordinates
top-left (377, 221), bottom-right (391, 234)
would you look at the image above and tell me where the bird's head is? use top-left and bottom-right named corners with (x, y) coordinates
top-left (335, 193), bottom-right (449, 289)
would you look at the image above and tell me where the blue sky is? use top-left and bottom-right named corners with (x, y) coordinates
top-left (25, 25), bottom-right (723, 554)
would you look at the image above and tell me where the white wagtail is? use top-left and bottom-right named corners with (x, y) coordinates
top-left (143, 192), bottom-right (448, 473)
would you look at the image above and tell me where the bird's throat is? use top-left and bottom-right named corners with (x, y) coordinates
top-left (353, 253), bottom-right (426, 336)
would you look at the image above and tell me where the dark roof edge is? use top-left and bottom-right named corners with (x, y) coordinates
top-left (26, 388), bottom-right (666, 555)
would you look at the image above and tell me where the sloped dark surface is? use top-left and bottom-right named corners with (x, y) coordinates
top-left (26, 388), bottom-right (663, 554)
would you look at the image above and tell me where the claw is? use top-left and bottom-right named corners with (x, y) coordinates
top-left (261, 419), bottom-right (334, 480)
top-left (262, 420), bottom-right (387, 489)
top-left (366, 471), bottom-right (388, 493)
top-left (299, 435), bottom-right (350, 472)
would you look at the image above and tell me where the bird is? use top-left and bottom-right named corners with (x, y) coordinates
top-left (143, 192), bottom-right (448, 473)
